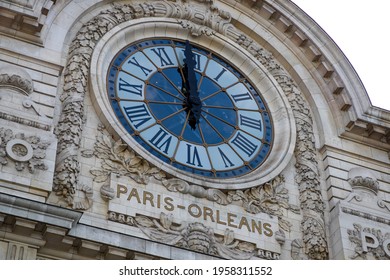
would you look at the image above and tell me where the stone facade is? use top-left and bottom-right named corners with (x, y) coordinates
top-left (0, 0), bottom-right (389, 260)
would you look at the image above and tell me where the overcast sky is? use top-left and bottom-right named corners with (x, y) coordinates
top-left (291, 0), bottom-right (390, 111)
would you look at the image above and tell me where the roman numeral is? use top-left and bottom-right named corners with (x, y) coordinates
top-left (240, 114), bottom-right (262, 132)
top-left (231, 132), bottom-right (258, 157)
top-left (218, 147), bottom-right (235, 168)
top-left (150, 47), bottom-right (174, 67)
top-left (214, 68), bottom-right (227, 82)
top-left (232, 92), bottom-right (253, 103)
top-left (127, 57), bottom-right (152, 76)
top-left (186, 144), bottom-right (203, 167)
top-left (181, 50), bottom-right (201, 71)
top-left (149, 128), bottom-right (172, 154)
top-left (123, 104), bottom-right (152, 129)
top-left (193, 53), bottom-right (201, 71)
top-left (118, 78), bottom-right (143, 96)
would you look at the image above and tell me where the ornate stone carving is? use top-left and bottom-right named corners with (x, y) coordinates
top-left (89, 128), bottom-right (166, 185)
top-left (290, 239), bottom-right (308, 260)
top-left (72, 184), bottom-right (93, 210)
top-left (0, 73), bottom-right (33, 95)
top-left (100, 184), bottom-right (115, 201)
top-left (89, 128), bottom-right (296, 227)
top-left (348, 223), bottom-right (390, 260)
top-left (349, 176), bottom-right (379, 193)
top-left (345, 167), bottom-right (390, 213)
top-left (0, 127), bottom-right (50, 173)
top-left (0, 66), bottom-right (51, 130)
top-left (162, 178), bottom-right (229, 205)
top-left (108, 211), bottom-right (280, 260)
top-left (56, 0), bottom-right (328, 258)
top-left (0, 66), bottom-right (33, 95)
top-left (87, 127), bottom-right (234, 206)
top-left (54, 3), bottom-right (139, 206)
top-left (348, 167), bottom-right (379, 194)
top-left (227, 175), bottom-right (300, 232)
top-left (179, 20), bottom-right (215, 36)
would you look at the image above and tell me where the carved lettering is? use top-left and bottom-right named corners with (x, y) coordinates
top-left (115, 184), bottom-right (275, 237)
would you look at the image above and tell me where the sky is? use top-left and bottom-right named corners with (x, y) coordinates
top-left (291, 0), bottom-right (390, 111)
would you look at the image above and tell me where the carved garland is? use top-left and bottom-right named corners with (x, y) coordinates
top-left (108, 211), bottom-right (281, 260)
top-left (0, 127), bottom-right (50, 173)
top-left (55, 0), bottom-right (328, 259)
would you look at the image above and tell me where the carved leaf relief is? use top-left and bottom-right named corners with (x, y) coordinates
top-left (108, 211), bottom-right (279, 260)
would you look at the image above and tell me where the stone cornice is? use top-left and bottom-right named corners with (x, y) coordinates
top-left (0, 193), bottom-right (82, 229)
top-left (0, 193), bottom-right (213, 260)
top-left (0, 0), bottom-right (57, 45)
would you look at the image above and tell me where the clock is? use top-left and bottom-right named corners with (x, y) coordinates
top-left (107, 39), bottom-right (273, 178)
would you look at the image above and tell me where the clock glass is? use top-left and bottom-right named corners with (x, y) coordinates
top-left (107, 39), bottom-right (273, 178)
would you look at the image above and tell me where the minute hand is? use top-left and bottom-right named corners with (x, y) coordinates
top-left (184, 41), bottom-right (198, 97)
top-left (183, 41), bottom-right (202, 129)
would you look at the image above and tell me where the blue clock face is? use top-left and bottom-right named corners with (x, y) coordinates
top-left (107, 39), bottom-right (273, 178)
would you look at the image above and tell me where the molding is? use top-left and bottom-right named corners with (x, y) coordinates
top-left (0, 193), bottom-right (82, 229)
top-left (320, 144), bottom-right (390, 171)
top-left (0, 0), bottom-right (57, 45)
top-left (0, 112), bottom-right (51, 131)
top-left (341, 207), bottom-right (390, 226)
top-left (0, 193), bottom-right (168, 260)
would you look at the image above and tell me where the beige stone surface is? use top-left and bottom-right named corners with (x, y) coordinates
top-left (0, 0), bottom-right (388, 260)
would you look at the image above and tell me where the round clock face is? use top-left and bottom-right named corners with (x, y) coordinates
top-left (107, 39), bottom-right (273, 178)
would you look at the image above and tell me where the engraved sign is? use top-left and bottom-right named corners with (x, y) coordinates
top-left (107, 176), bottom-right (280, 254)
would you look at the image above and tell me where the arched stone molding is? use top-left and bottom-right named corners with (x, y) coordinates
top-left (54, 0), bottom-right (328, 259)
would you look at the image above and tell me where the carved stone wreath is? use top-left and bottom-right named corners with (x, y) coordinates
top-left (0, 127), bottom-right (50, 173)
top-left (55, 0), bottom-right (328, 259)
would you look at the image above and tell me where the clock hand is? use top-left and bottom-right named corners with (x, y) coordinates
top-left (182, 40), bottom-right (202, 130)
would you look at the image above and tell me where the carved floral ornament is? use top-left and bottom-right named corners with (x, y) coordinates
top-left (348, 223), bottom-right (390, 260)
top-left (0, 127), bottom-right (50, 173)
top-left (56, 0), bottom-right (328, 259)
